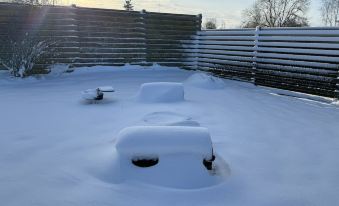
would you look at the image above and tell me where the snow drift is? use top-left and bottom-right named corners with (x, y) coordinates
top-left (1, 66), bottom-right (339, 205)
top-left (185, 73), bottom-right (226, 89)
top-left (137, 82), bottom-right (185, 103)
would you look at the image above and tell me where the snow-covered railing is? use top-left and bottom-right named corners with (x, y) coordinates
top-left (0, 3), bottom-right (200, 72)
top-left (197, 28), bottom-right (339, 98)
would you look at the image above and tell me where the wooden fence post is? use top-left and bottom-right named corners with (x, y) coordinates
top-left (252, 26), bottom-right (260, 84)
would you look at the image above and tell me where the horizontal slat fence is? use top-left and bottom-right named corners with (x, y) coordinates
top-left (144, 12), bottom-right (200, 68)
top-left (0, 3), bottom-right (200, 72)
top-left (2, 3), bottom-right (338, 99)
top-left (197, 28), bottom-right (339, 98)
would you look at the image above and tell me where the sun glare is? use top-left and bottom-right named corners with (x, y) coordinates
top-left (60, 0), bottom-right (122, 9)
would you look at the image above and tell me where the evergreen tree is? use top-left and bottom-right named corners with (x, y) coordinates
top-left (204, 19), bottom-right (217, 29)
top-left (124, 0), bottom-right (134, 11)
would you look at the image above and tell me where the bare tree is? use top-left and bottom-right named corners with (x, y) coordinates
top-left (204, 18), bottom-right (217, 29)
top-left (242, 0), bottom-right (310, 28)
top-left (321, 0), bottom-right (339, 26)
top-left (0, 32), bottom-right (56, 77)
top-left (219, 20), bottom-right (227, 29)
top-left (124, 0), bottom-right (133, 11)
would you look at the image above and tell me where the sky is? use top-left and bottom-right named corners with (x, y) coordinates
top-left (55, 0), bottom-right (324, 28)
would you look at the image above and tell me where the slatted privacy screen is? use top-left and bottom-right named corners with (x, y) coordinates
top-left (2, 3), bottom-right (339, 99)
top-left (197, 28), bottom-right (339, 98)
top-left (0, 3), bottom-right (201, 71)
top-left (144, 12), bottom-right (200, 68)
top-left (197, 29), bottom-right (256, 82)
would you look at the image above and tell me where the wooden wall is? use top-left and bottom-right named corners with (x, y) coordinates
top-left (0, 3), bottom-right (201, 72)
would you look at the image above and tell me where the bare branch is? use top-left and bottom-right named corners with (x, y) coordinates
top-left (321, 0), bottom-right (339, 26)
top-left (242, 0), bottom-right (310, 28)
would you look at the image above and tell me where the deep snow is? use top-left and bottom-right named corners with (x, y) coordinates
top-left (0, 65), bottom-right (339, 206)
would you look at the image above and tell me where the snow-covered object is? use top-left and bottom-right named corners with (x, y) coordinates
top-left (114, 126), bottom-right (224, 189)
top-left (81, 88), bottom-right (103, 100)
top-left (2, 66), bottom-right (338, 204)
top-left (116, 126), bottom-right (213, 159)
top-left (137, 82), bottom-right (184, 103)
top-left (98, 86), bottom-right (115, 92)
top-left (185, 73), bottom-right (226, 89)
top-left (81, 86), bottom-right (114, 101)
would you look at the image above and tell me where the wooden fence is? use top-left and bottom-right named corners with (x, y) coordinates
top-left (1, 3), bottom-right (339, 99)
top-left (197, 28), bottom-right (339, 98)
top-left (0, 3), bottom-right (200, 72)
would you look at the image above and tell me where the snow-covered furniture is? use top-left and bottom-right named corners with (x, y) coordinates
top-left (98, 86), bottom-right (115, 93)
top-left (114, 126), bottom-right (217, 189)
top-left (136, 82), bottom-right (184, 103)
top-left (82, 88), bottom-right (104, 101)
top-left (81, 86), bottom-right (115, 101)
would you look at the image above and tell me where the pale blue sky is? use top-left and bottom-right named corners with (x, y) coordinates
top-left (62, 0), bottom-right (323, 28)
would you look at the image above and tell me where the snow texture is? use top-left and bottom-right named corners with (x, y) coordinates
top-left (116, 126), bottom-right (213, 158)
top-left (98, 86), bottom-right (115, 92)
top-left (137, 82), bottom-right (185, 103)
top-left (143, 111), bottom-right (192, 125)
top-left (0, 65), bottom-right (339, 205)
top-left (47, 64), bottom-right (72, 76)
top-left (185, 72), bottom-right (226, 89)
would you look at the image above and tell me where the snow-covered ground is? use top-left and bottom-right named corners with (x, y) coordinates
top-left (0, 65), bottom-right (338, 206)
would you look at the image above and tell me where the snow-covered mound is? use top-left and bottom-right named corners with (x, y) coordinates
top-left (114, 126), bottom-right (228, 189)
top-left (47, 64), bottom-right (71, 76)
top-left (137, 82), bottom-right (184, 103)
top-left (185, 73), bottom-right (226, 89)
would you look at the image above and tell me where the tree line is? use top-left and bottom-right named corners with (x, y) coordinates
top-left (205, 0), bottom-right (339, 29)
